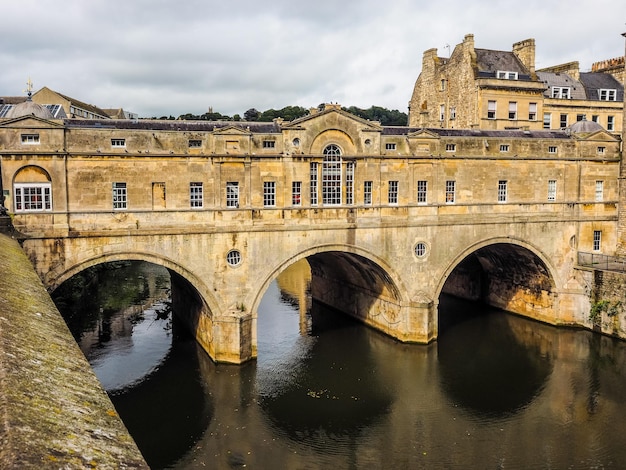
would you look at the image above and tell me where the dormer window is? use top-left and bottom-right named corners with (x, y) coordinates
top-left (551, 87), bottom-right (571, 99)
top-left (598, 89), bottom-right (617, 101)
top-left (497, 71), bottom-right (518, 80)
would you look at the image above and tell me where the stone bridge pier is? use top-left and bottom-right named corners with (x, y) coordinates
top-left (21, 215), bottom-right (592, 364)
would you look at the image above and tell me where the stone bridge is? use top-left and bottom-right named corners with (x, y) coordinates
top-left (1, 107), bottom-right (619, 363)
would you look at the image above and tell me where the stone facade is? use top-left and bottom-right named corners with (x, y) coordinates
top-left (0, 105), bottom-right (621, 362)
top-left (408, 34), bottom-right (624, 134)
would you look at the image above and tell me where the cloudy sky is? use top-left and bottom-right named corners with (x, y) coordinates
top-left (2, 0), bottom-right (625, 118)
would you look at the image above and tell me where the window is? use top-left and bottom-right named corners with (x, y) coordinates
top-left (189, 182), bottom-right (203, 208)
top-left (595, 180), bottom-right (604, 201)
top-left (310, 163), bottom-right (318, 206)
top-left (593, 230), bottom-right (602, 251)
top-left (552, 87), bottom-right (571, 99)
top-left (388, 181), bottom-right (399, 205)
top-left (487, 101), bottom-right (496, 119)
top-left (445, 180), bottom-right (455, 203)
top-left (599, 89), bottom-right (617, 101)
top-left (498, 180), bottom-right (507, 202)
top-left (450, 106), bottom-right (456, 120)
top-left (322, 145), bottom-right (342, 205)
top-left (607, 116), bottom-right (615, 131)
top-left (226, 250), bottom-right (242, 267)
top-left (385, 143), bottom-right (397, 151)
top-left (440, 79), bottom-right (446, 91)
top-left (14, 183), bottom-right (52, 212)
top-left (508, 102), bottom-right (517, 120)
top-left (576, 114), bottom-right (586, 122)
top-left (292, 138), bottom-right (300, 147)
top-left (497, 71), bottom-right (518, 80)
top-left (528, 103), bottom-right (537, 121)
top-left (548, 180), bottom-right (557, 201)
top-left (112, 182), bottom-right (127, 210)
top-left (592, 115), bottom-right (599, 123)
top-left (445, 143), bottom-right (456, 152)
top-left (292, 181), bottom-right (302, 206)
top-left (346, 162), bottom-right (355, 205)
top-left (263, 181), bottom-right (276, 206)
top-left (417, 180), bottom-right (427, 204)
top-left (21, 134), bottom-right (40, 144)
top-left (111, 138), bottom-right (126, 148)
top-left (415, 242), bottom-right (427, 257)
top-left (263, 140), bottom-right (276, 148)
top-left (597, 146), bottom-right (606, 156)
top-left (560, 114), bottom-right (568, 129)
top-left (226, 182), bottom-right (239, 208)
top-left (500, 144), bottom-right (510, 152)
top-left (364, 181), bottom-right (373, 205)
top-left (439, 105), bottom-right (445, 121)
top-left (188, 139), bottom-right (202, 148)
top-left (543, 113), bottom-right (552, 129)
top-left (548, 146), bottom-right (557, 154)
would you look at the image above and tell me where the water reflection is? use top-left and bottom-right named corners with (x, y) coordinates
top-left (54, 260), bottom-right (626, 469)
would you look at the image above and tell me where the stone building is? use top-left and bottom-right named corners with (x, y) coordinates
top-left (408, 34), bottom-right (624, 134)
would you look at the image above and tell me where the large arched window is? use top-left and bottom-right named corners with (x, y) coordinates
top-left (322, 144), bottom-right (342, 205)
top-left (13, 166), bottom-right (52, 212)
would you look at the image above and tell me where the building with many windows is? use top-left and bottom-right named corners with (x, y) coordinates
top-left (408, 34), bottom-right (624, 134)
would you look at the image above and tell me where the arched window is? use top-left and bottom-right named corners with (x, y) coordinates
top-left (13, 166), bottom-right (52, 212)
top-left (322, 144), bottom-right (342, 205)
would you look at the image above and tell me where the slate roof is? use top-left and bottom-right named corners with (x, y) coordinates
top-left (579, 72), bottom-right (624, 102)
top-left (64, 119), bottom-right (283, 133)
top-left (474, 49), bottom-right (533, 80)
top-left (385, 127), bottom-right (570, 139)
top-left (536, 71), bottom-right (587, 99)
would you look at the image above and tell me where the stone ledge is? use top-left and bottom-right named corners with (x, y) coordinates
top-left (0, 234), bottom-right (148, 468)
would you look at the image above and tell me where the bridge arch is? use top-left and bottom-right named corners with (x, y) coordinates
top-left (436, 237), bottom-right (560, 324)
top-left (251, 244), bottom-right (411, 345)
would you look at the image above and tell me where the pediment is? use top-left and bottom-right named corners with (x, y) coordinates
top-left (210, 125), bottom-right (252, 136)
top-left (407, 128), bottom-right (441, 140)
top-left (573, 129), bottom-right (620, 142)
top-left (283, 108), bottom-right (383, 132)
top-left (0, 115), bottom-right (63, 128)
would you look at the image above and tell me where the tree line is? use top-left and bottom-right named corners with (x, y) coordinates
top-left (154, 104), bottom-right (408, 126)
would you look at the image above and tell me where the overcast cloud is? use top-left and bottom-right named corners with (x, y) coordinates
top-left (2, 0), bottom-right (625, 118)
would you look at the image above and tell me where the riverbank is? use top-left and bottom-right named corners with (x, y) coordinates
top-left (0, 233), bottom-right (147, 468)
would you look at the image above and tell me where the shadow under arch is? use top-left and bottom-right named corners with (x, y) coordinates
top-left (436, 238), bottom-right (557, 418)
top-left (435, 237), bottom-right (560, 327)
top-left (251, 244), bottom-right (409, 342)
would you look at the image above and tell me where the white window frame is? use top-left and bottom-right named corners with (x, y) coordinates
top-left (498, 180), bottom-right (508, 203)
top-left (445, 180), bottom-right (455, 204)
top-left (552, 87), bottom-right (571, 99)
top-left (263, 181), bottom-right (276, 207)
top-left (593, 230), bottom-right (602, 252)
top-left (388, 180), bottom-right (399, 205)
top-left (385, 143), bottom-right (397, 151)
top-left (111, 138), bottom-right (126, 148)
top-left (599, 89), bottom-right (617, 101)
top-left (263, 140), bottom-right (276, 149)
top-left (346, 161), bottom-right (355, 205)
top-left (543, 113), bottom-right (552, 129)
top-left (322, 145), bottom-right (342, 205)
top-left (508, 102), bottom-right (517, 120)
top-left (500, 144), bottom-right (510, 153)
top-left (417, 180), bottom-right (427, 204)
top-left (445, 143), bottom-right (456, 152)
top-left (528, 103), bottom-right (537, 121)
top-left (450, 106), bottom-right (456, 120)
top-left (487, 100), bottom-right (496, 119)
top-left (14, 182), bottom-right (52, 212)
top-left (189, 182), bottom-right (203, 208)
top-left (597, 146), bottom-right (606, 156)
top-left (548, 180), bottom-right (557, 201)
top-left (497, 71), bottom-right (518, 80)
top-left (439, 104), bottom-right (445, 121)
top-left (112, 182), bottom-right (127, 210)
top-left (226, 182), bottom-right (239, 208)
top-left (310, 163), bottom-right (319, 206)
top-left (595, 180), bottom-right (604, 202)
top-left (20, 134), bottom-right (40, 145)
top-left (364, 181), bottom-right (373, 205)
top-left (560, 114), bottom-right (568, 129)
top-left (292, 181), bottom-right (302, 206)
top-left (548, 146), bottom-right (557, 154)
top-left (607, 116), bottom-right (615, 131)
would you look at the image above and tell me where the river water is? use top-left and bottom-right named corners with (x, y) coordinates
top-left (53, 260), bottom-right (626, 469)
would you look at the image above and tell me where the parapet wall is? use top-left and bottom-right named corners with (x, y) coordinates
top-left (0, 234), bottom-right (147, 468)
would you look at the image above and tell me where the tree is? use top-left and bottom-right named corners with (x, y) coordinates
top-left (244, 108), bottom-right (260, 121)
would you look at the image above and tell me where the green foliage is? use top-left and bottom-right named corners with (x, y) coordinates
top-left (589, 299), bottom-right (623, 326)
top-left (342, 105), bottom-right (408, 126)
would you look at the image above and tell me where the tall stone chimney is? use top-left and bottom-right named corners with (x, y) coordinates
top-left (513, 39), bottom-right (536, 74)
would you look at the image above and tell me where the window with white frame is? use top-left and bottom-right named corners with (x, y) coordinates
top-left (593, 230), bottom-right (602, 251)
top-left (508, 102), bottom-right (517, 120)
top-left (543, 113), bottom-right (551, 129)
top-left (388, 181), bottom-right (399, 205)
top-left (226, 182), bottom-right (239, 208)
top-left (364, 181), bottom-right (373, 205)
top-left (292, 181), bottom-right (302, 206)
top-left (576, 114), bottom-right (585, 122)
top-left (189, 182), bottom-right (203, 208)
top-left (592, 115), bottom-right (599, 123)
top-left (14, 183), bottom-right (52, 212)
top-left (439, 104), bottom-right (445, 121)
top-left (548, 179), bottom-right (557, 201)
top-left (263, 140), bottom-right (276, 148)
top-left (597, 146), bottom-right (606, 156)
top-left (497, 71), bottom-right (518, 80)
top-left (607, 116), bottom-right (615, 131)
top-left (487, 101), bottom-right (496, 119)
top-left (20, 134), bottom-right (40, 145)
top-left (450, 106), bottom-right (456, 120)
top-left (528, 103), bottom-right (537, 121)
top-left (548, 146), bottom-right (557, 154)
top-left (500, 144), bottom-right (510, 152)
top-left (112, 182), bottom-right (127, 210)
top-left (346, 162), bottom-right (355, 205)
top-left (385, 143), bottom-right (397, 151)
top-left (263, 181), bottom-right (276, 206)
top-left (310, 162), bottom-right (318, 206)
top-left (595, 180), bottom-right (604, 201)
top-left (498, 180), bottom-right (507, 202)
top-left (322, 145), bottom-right (342, 205)
top-left (560, 114), bottom-right (568, 129)
top-left (417, 180), bottom-right (427, 204)
top-left (445, 143), bottom-right (456, 152)
top-left (445, 180), bottom-right (455, 203)
top-left (599, 89), bottom-right (617, 101)
top-left (552, 87), bottom-right (571, 99)
top-left (111, 138), bottom-right (126, 148)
